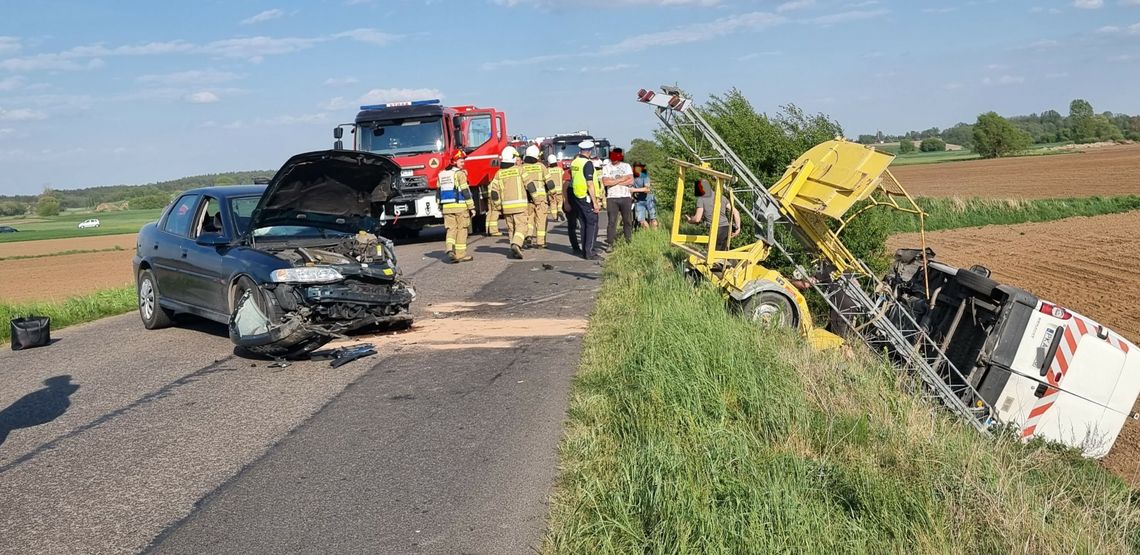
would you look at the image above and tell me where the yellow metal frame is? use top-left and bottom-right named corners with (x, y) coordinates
top-left (670, 159), bottom-right (840, 349)
top-left (669, 140), bottom-right (931, 350)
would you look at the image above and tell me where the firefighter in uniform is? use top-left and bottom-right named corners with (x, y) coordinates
top-left (521, 145), bottom-right (548, 248)
top-left (488, 147), bottom-right (529, 259)
top-left (545, 154), bottom-right (565, 222)
top-left (567, 140), bottom-right (600, 259)
top-left (485, 146), bottom-right (518, 237)
top-left (439, 150), bottom-right (475, 263)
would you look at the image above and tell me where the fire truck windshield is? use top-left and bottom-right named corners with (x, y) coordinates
top-left (359, 117), bottom-right (445, 156)
top-left (550, 142), bottom-right (582, 161)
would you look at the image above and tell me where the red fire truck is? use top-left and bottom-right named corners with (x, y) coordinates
top-left (333, 99), bottom-right (508, 235)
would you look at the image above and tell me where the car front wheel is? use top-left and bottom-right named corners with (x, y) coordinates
top-left (138, 269), bottom-right (174, 329)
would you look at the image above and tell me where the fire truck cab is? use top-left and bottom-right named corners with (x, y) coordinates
top-left (336, 99), bottom-right (507, 234)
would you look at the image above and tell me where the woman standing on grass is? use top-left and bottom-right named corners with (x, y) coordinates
top-left (630, 163), bottom-right (657, 230)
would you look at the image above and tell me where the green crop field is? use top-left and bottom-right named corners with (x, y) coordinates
top-left (0, 209), bottom-right (162, 243)
top-left (875, 142), bottom-right (1074, 166)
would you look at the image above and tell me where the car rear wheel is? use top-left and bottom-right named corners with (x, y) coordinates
top-left (138, 269), bottom-right (174, 329)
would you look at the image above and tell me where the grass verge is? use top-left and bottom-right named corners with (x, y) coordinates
top-left (1, 286), bottom-right (136, 344)
top-left (0, 246), bottom-right (125, 261)
top-left (543, 230), bottom-right (1140, 553)
top-left (892, 195), bottom-right (1140, 233)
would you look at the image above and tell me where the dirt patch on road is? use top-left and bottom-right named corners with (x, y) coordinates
top-left (0, 249), bottom-right (135, 303)
top-left (892, 143), bottom-right (1140, 199)
top-left (889, 210), bottom-right (1140, 342)
top-left (0, 233), bottom-right (137, 258)
top-left (328, 315), bottom-right (588, 353)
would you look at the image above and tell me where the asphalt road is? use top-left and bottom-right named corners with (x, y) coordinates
top-left (0, 222), bottom-right (602, 554)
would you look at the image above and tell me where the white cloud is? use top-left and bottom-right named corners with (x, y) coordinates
top-left (495, 0), bottom-right (719, 6)
top-left (260, 113), bottom-right (331, 125)
top-left (944, 82), bottom-right (964, 90)
top-left (0, 128), bottom-right (13, 136)
top-left (0, 54), bottom-right (104, 72)
top-left (1122, 0), bottom-right (1140, 5)
top-left (811, 8), bottom-right (890, 25)
top-left (1073, 0), bottom-right (1103, 7)
top-left (0, 76), bottom-right (26, 91)
top-left (0, 36), bottom-right (20, 55)
top-left (580, 63), bottom-right (634, 72)
top-left (1131, 22), bottom-right (1140, 33)
top-left (1019, 39), bottom-right (1060, 50)
top-left (241, 9), bottom-right (285, 25)
top-left (321, 87), bottom-right (444, 111)
top-left (137, 69), bottom-right (240, 86)
top-left (333, 28), bottom-right (399, 46)
top-left (777, 0), bottom-right (815, 12)
top-left (0, 107), bottom-right (47, 121)
top-left (982, 75), bottom-right (1025, 85)
top-left (603, 11), bottom-right (785, 53)
top-left (1097, 25), bottom-right (1121, 33)
top-left (324, 76), bottom-right (359, 86)
top-left (199, 36), bottom-right (324, 59)
top-left (737, 50), bottom-right (781, 61)
top-left (184, 91), bottom-right (220, 103)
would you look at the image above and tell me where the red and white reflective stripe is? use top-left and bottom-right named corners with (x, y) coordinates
top-left (465, 154), bottom-right (500, 161)
top-left (1020, 311), bottom-right (1131, 439)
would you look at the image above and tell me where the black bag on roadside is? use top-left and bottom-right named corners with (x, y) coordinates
top-left (11, 316), bottom-right (51, 350)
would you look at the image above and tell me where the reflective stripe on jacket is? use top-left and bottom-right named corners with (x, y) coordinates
top-left (490, 166), bottom-right (528, 214)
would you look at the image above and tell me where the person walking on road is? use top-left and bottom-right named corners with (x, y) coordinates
top-left (485, 146), bottom-right (518, 237)
top-left (602, 147), bottom-right (634, 247)
top-left (488, 147), bottom-right (530, 259)
top-left (545, 154), bottom-right (565, 222)
top-left (631, 163), bottom-right (657, 230)
top-left (567, 140), bottom-right (600, 260)
top-left (439, 150), bottom-right (476, 263)
top-left (521, 145), bottom-right (549, 248)
top-left (686, 178), bottom-right (740, 251)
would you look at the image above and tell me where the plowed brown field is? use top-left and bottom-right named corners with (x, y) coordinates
top-left (892, 144), bottom-right (1140, 198)
top-left (890, 211), bottom-right (1140, 484)
top-left (0, 233), bottom-right (136, 258)
top-left (0, 249), bottom-right (135, 303)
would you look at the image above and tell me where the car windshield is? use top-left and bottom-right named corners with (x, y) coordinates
top-left (229, 196), bottom-right (261, 236)
top-left (359, 117), bottom-right (445, 156)
top-left (551, 142), bottom-right (582, 161)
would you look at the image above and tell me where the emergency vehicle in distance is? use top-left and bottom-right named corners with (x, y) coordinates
top-left (333, 99), bottom-right (508, 235)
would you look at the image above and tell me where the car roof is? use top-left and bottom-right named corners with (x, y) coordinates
top-left (177, 185), bottom-right (267, 199)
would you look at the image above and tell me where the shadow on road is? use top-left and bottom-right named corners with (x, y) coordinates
top-left (0, 375), bottom-right (79, 447)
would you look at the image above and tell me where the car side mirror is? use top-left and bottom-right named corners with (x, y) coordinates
top-left (196, 233), bottom-right (229, 246)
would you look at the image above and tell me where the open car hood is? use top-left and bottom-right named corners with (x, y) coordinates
top-left (248, 150), bottom-right (401, 235)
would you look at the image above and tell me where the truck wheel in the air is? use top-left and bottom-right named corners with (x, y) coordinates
top-left (956, 267), bottom-right (999, 298)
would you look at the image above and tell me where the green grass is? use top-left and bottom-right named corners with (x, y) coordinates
top-left (543, 230), bottom-right (1140, 553)
top-left (1, 286), bottom-right (137, 344)
top-left (0, 246), bottom-right (125, 261)
top-left (0, 209), bottom-right (161, 243)
top-left (876, 142), bottom-right (1074, 166)
top-left (893, 195), bottom-right (1140, 233)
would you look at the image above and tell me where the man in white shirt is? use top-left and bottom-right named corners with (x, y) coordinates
top-left (602, 147), bottom-right (635, 246)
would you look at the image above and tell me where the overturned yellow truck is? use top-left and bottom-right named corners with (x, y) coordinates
top-left (644, 88), bottom-right (1140, 458)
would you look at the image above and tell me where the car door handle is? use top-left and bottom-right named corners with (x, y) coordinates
top-left (180, 248), bottom-right (188, 258)
top-left (153, 243), bottom-right (159, 250)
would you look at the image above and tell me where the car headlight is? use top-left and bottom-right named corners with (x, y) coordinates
top-left (270, 266), bottom-right (343, 283)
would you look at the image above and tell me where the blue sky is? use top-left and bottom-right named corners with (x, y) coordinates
top-left (0, 0), bottom-right (1137, 195)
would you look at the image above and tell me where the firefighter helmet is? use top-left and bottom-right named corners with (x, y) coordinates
top-left (547, 154), bottom-right (558, 164)
top-left (502, 145), bottom-right (520, 160)
top-left (524, 145), bottom-right (540, 159)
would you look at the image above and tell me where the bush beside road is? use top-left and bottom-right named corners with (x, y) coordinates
top-left (543, 230), bottom-right (1140, 553)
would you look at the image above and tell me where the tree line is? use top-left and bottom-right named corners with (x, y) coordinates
top-left (0, 170), bottom-right (273, 217)
top-left (858, 99), bottom-right (1140, 158)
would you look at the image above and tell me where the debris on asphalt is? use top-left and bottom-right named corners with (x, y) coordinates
top-left (268, 359), bottom-right (291, 368)
top-left (310, 343), bottom-right (378, 368)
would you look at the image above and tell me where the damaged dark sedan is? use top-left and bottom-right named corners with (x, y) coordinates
top-left (133, 150), bottom-right (415, 358)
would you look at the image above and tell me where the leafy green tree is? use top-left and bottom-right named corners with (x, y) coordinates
top-left (127, 194), bottom-right (172, 210)
top-left (973, 112), bottom-right (1031, 158)
top-left (920, 138), bottom-right (946, 152)
top-left (0, 200), bottom-right (26, 216)
top-left (898, 140), bottom-right (916, 154)
top-left (940, 123), bottom-right (974, 148)
top-left (857, 134), bottom-right (877, 144)
top-left (214, 175), bottom-right (237, 186)
top-left (36, 194), bottom-right (61, 217)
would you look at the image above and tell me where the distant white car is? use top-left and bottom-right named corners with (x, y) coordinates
top-left (77, 218), bottom-right (101, 229)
